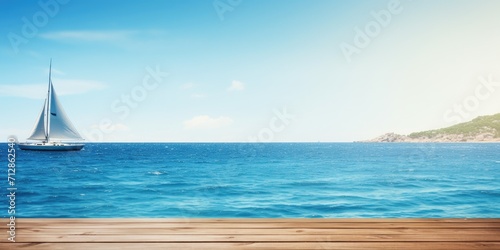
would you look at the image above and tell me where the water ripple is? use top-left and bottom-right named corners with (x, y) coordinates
top-left (2, 143), bottom-right (499, 218)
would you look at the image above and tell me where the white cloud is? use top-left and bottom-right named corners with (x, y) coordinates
top-left (24, 50), bottom-right (43, 59)
top-left (90, 123), bottom-right (129, 131)
top-left (190, 93), bottom-right (206, 99)
top-left (0, 79), bottom-right (107, 99)
top-left (40, 30), bottom-right (136, 42)
top-left (180, 82), bottom-right (195, 90)
top-left (0, 84), bottom-right (46, 99)
top-left (48, 68), bottom-right (65, 75)
top-left (39, 29), bottom-right (168, 43)
top-left (183, 115), bottom-right (233, 129)
top-left (53, 78), bottom-right (107, 95)
top-left (227, 80), bottom-right (245, 91)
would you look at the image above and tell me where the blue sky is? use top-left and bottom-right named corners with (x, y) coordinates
top-left (1, 0), bottom-right (500, 142)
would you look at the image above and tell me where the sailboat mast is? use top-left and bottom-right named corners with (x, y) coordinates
top-left (45, 59), bottom-right (52, 141)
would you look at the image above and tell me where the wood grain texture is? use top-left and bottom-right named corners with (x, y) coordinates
top-left (3, 218), bottom-right (500, 249)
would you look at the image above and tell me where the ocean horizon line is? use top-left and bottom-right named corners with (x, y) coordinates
top-left (4, 141), bottom-right (500, 144)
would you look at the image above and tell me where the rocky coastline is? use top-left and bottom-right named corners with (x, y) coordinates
top-left (362, 132), bottom-right (500, 142)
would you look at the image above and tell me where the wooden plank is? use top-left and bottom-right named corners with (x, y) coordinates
top-left (13, 218), bottom-right (500, 230)
top-left (14, 218), bottom-right (500, 223)
top-left (2, 219), bottom-right (499, 249)
top-left (16, 228), bottom-right (500, 235)
top-left (8, 233), bottom-right (500, 242)
top-left (13, 222), bottom-right (500, 229)
top-left (2, 242), bottom-right (500, 250)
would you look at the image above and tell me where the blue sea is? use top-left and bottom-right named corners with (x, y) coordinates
top-left (2, 143), bottom-right (500, 218)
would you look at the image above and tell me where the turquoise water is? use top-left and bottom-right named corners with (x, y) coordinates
top-left (2, 143), bottom-right (499, 218)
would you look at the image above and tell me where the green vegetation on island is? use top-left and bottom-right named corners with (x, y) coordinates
top-left (408, 113), bottom-right (500, 139)
top-left (366, 113), bottom-right (500, 142)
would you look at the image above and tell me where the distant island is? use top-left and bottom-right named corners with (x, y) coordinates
top-left (364, 113), bottom-right (500, 142)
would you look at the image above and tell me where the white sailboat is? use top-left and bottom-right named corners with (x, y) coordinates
top-left (19, 60), bottom-right (84, 151)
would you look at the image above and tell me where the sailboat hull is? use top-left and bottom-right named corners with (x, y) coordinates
top-left (18, 143), bottom-right (84, 151)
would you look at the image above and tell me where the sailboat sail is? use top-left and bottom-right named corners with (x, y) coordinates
top-left (20, 60), bottom-right (84, 151)
top-left (27, 102), bottom-right (47, 140)
top-left (26, 61), bottom-right (83, 142)
top-left (47, 82), bottom-right (83, 141)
